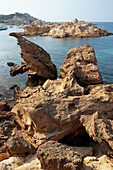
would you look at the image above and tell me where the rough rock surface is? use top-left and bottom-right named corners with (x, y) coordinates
top-left (0, 154), bottom-right (41, 170)
top-left (48, 19), bottom-right (113, 38)
top-left (59, 45), bottom-right (103, 86)
top-left (0, 156), bottom-right (24, 170)
top-left (1, 44), bottom-right (113, 169)
top-left (23, 25), bottom-right (50, 36)
top-left (0, 111), bottom-right (14, 148)
top-left (82, 155), bottom-right (113, 170)
top-left (10, 45), bottom-right (113, 155)
top-left (37, 141), bottom-right (83, 170)
top-left (6, 130), bottom-right (36, 156)
top-left (9, 32), bottom-right (57, 79)
top-left (23, 18), bottom-right (113, 38)
top-left (11, 80), bottom-right (113, 155)
top-left (0, 108), bottom-right (36, 163)
top-left (10, 61), bottom-right (29, 76)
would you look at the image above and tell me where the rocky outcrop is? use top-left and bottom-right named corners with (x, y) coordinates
top-left (48, 18), bottom-right (113, 38)
top-left (23, 18), bottom-right (113, 38)
top-left (11, 82), bottom-right (113, 155)
top-left (1, 44), bottom-right (113, 169)
top-left (9, 32), bottom-right (57, 80)
top-left (10, 45), bottom-right (113, 157)
top-left (23, 25), bottom-right (50, 36)
top-left (59, 45), bottom-right (103, 86)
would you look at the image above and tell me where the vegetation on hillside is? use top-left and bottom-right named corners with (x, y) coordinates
top-left (0, 12), bottom-right (37, 24)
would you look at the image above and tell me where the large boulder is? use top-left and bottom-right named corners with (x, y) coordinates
top-left (47, 19), bottom-right (113, 38)
top-left (59, 45), bottom-right (103, 86)
top-left (9, 32), bottom-right (57, 80)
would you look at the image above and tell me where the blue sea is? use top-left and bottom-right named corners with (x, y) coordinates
top-left (0, 22), bottom-right (113, 100)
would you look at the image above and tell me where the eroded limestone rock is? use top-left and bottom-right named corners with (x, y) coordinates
top-left (9, 32), bottom-right (57, 80)
top-left (23, 18), bottom-right (113, 38)
top-left (47, 19), bottom-right (113, 38)
top-left (6, 44), bottom-right (112, 170)
top-left (59, 45), bottom-right (103, 86)
top-left (11, 82), bottom-right (113, 156)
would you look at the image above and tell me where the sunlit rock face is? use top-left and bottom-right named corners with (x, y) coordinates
top-left (59, 45), bottom-right (103, 86)
top-left (9, 32), bottom-right (57, 80)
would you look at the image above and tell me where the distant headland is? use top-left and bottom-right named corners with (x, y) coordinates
top-left (0, 12), bottom-right (39, 25)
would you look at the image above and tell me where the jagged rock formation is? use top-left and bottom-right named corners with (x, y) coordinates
top-left (48, 18), bottom-right (113, 38)
top-left (23, 18), bottom-right (113, 38)
top-left (1, 43), bottom-right (113, 169)
top-left (11, 82), bottom-right (113, 155)
top-left (10, 45), bottom-right (113, 157)
top-left (9, 32), bottom-right (57, 80)
top-left (59, 45), bottom-right (103, 86)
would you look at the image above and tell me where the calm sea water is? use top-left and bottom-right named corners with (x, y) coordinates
top-left (0, 22), bottom-right (113, 100)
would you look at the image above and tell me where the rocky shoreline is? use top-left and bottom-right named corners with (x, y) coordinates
top-left (22, 18), bottom-right (113, 38)
top-left (0, 34), bottom-right (113, 169)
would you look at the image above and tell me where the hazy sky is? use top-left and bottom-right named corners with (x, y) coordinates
top-left (0, 0), bottom-right (113, 22)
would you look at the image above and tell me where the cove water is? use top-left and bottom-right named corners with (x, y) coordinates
top-left (0, 22), bottom-right (113, 100)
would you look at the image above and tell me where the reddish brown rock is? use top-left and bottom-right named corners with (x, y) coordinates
top-left (59, 45), bottom-right (103, 86)
top-left (9, 32), bottom-right (57, 80)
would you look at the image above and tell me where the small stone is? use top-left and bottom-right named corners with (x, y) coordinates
top-left (7, 62), bottom-right (15, 67)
